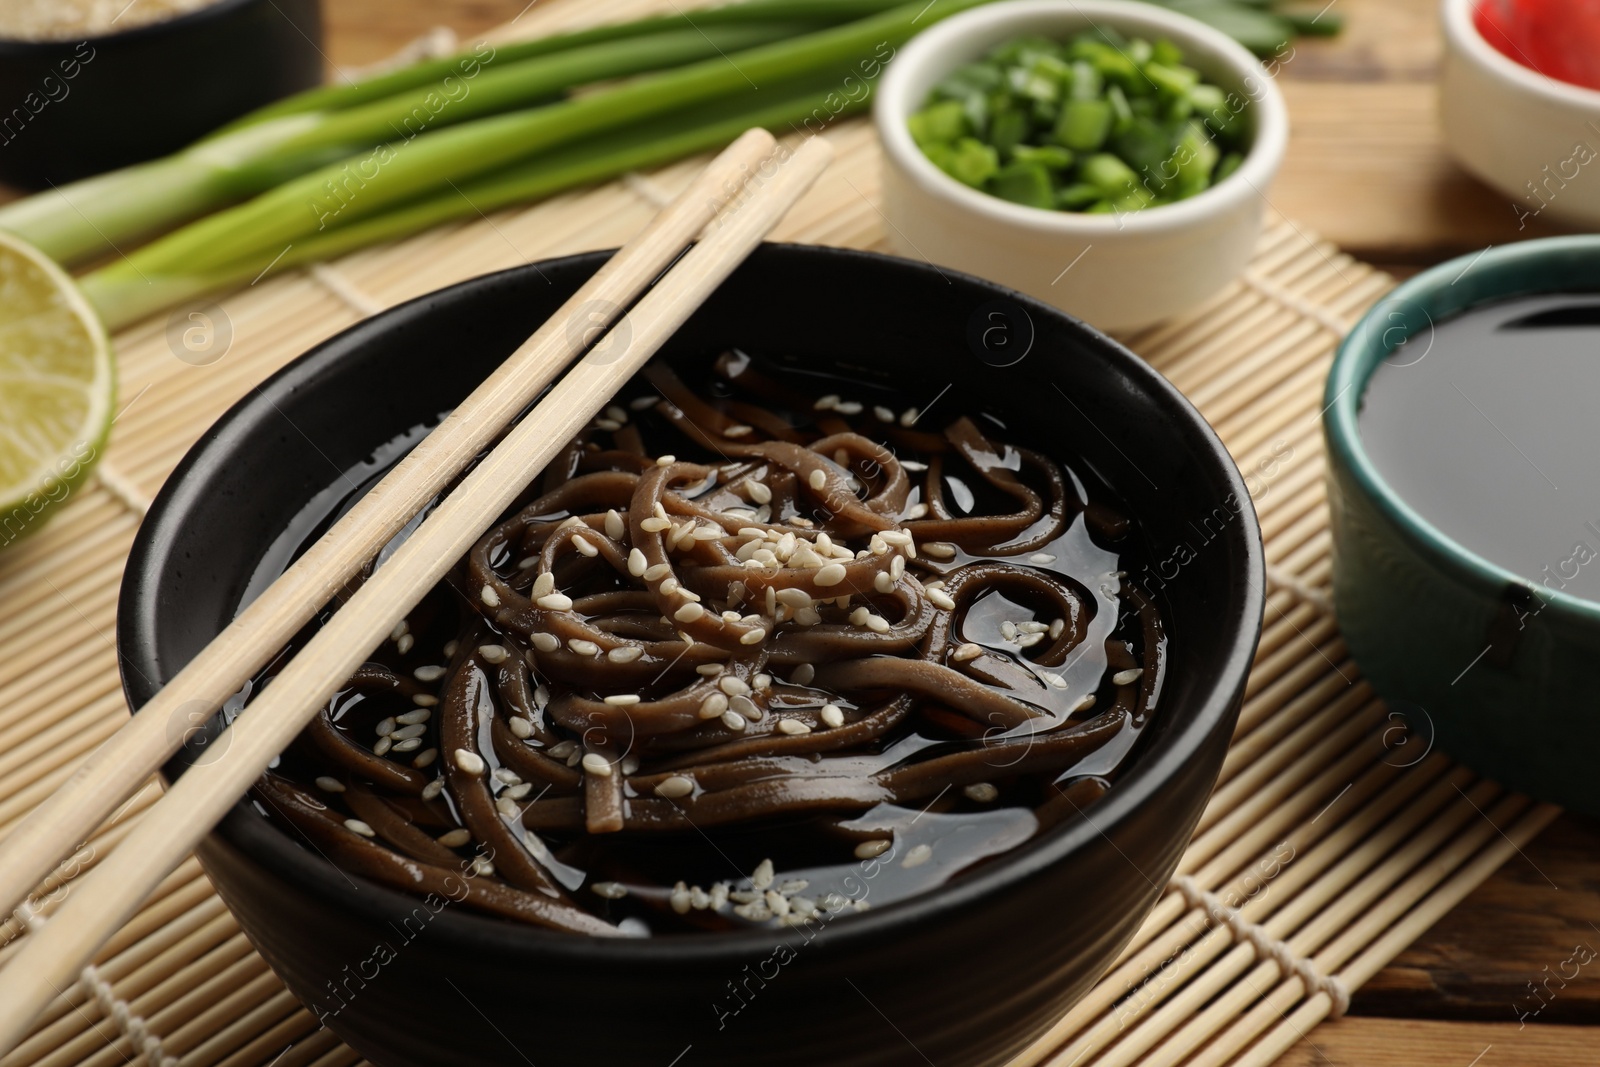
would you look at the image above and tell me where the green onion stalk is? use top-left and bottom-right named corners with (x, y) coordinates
top-left (81, 74), bottom-right (875, 327)
top-left (0, 0), bottom-right (915, 268)
top-left (78, 0), bottom-right (994, 328)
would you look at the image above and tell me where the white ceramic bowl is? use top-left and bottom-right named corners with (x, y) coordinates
top-left (1440, 0), bottom-right (1600, 228)
top-left (875, 0), bottom-right (1288, 334)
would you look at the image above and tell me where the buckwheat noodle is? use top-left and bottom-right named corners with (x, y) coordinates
top-left (251, 351), bottom-right (1165, 936)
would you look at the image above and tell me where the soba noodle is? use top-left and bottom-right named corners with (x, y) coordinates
top-left (250, 350), bottom-right (1165, 937)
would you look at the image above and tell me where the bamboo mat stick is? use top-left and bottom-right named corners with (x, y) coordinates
top-left (0, 128), bottom-right (778, 930)
top-left (0, 132), bottom-right (833, 1056)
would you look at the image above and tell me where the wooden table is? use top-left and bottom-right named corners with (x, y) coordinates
top-left (324, 4), bottom-right (1600, 1063)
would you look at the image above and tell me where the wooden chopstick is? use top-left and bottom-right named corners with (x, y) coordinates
top-left (0, 132), bottom-right (833, 1052)
top-left (0, 129), bottom-right (777, 929)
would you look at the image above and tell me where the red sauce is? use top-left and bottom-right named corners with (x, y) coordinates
top-left (1474, 0), bottom-right (1600, 91)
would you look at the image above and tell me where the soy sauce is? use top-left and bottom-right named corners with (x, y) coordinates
top-left (1359, 293), bottom-right (1600, 601)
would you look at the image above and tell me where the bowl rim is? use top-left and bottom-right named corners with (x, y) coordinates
top-left (1325, 234), bottom-right (1600, 624)
top-left (873, 0), bottom-right (1290, 236)
top-left (1441, 0), bottom-right (1600, 108)
top-left (0, 0), bottom-right (271, 51)
top-left (119, 242), bottom-right (1265, 964)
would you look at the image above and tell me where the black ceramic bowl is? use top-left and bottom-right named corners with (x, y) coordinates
top-left (118, 245), bottom-right (1263, 1067)
top-left (0, 0), bottom-right (321, 188)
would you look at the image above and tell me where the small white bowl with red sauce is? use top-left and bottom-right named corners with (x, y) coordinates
top-left (1441, 0), bottom-right (1600, 228)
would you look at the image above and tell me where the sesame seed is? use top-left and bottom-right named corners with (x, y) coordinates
top-left (627, 548), bottom-right (647, 576)
top-left (927, 588), bottom-right (956, 611)
top-left (671, 883), bottom-right (692, 914)
top-left (952, 643), bottom-right (983, 663)
top-left (777, 719), bottom-right (812, 736)
top-left (724, 424), bottom-right (753, 438)
top-left (496, 796), bottom-right (519, 817)
top-left (697, 663), bottom-right (725, 677)
top-left (866, 614), bottom-right (890, 634)
top-left (902, 844), bottom-right (933, 868)
top-left (699, 692), bottom-right (729, 719)
top-left (471, 857), bottom-right (495, 877)
top-left (752, 859), bottom-right (775, 889)
top-left (605, 694), bottom-right (642, 706)
top-left (814, 563), bottom-right (847, 586)
top-left (531, 632), bottom-right (560, 653)
top-left (531, 572), bottom-right (555, 598)
top-left (1043, 671), bottom-right (1068, 689)
top-left (1000, 621), bottom-right (1018, 641)
top-left (422, 779), bottom-right (445, 801)
top-left (745, 480), bottom-right (772, 504)
top-left (890, 555), bottom-right (906, 580)
top-left (924, 542), bottom-right (957, 559)
top-left (855, 839), bottom-right (891, 859)
top-left (733, 902), bottom-right (772, 922)
top-left (795, 607), bottom-right (822, 626)
top-left (436, 831), bottom-right (467, 852)
top-left (900, 407), bottom-right (919, 427)
top-left (413, 747), bottom-right (438, 768)
top-left (595, 418), bottom-right (622, 432)
top-left (390, 620), bottom-right (410, 642)
top-left (375, 717), bottom-right (397, 737)
top-left (572, 534), bottom-right (599, 557)
top-left (590, 880), bottom-right (628, 899)
top-left (659, 577), bottom-right (681, 595)
top-left (740, 628), bottom-right (766, 645)
top-left (656, 455), bottom-right (676, 467)
top-left (582, 753), bottom-right (613, 776)
top-left (791, 663), bottom-right (816, 687)
top-left (874, 571), bottom-right (894, 593)
top-left (478, 644), bottom-right (508, 664)
top-left (729, 695), bottom-right (761, 720)
top-left (508, 716), bottom-right (533, 739)
top-left (493, 767), bottom-right (521, 785)
top-left (643, 562), bottom-right (672, 581)
top-left (640, 516), bottom-right (671, 533)
top-left (392, 724), bottom-right (427, 741)
top-left (413, 665), bottom-right (445, 683)
top-left (344, 819), bottom-right (376, 837)
top-left (397, 708), bottom-right (431, 726)
top-left (1019, 621), bottom-right (1050, 634)
top-left (808, 469), bottom-right (827, 491)
top-left (373, 736), bottom-right (393, 757)
top-left (815, 394), bottom-right (840, 411)
top-left (656, 776), bottom-right (695, 798)
top-left (1016, 632), bottom-right (1044, 648)
top-left (1049, 618), bottom-right (1066, 639)
top-left (964, 783), bottom-right (1000, 802)
top-left (674, 602), bottom-right (705, 623)
top-left (630, 394), bottom-right (658, 410)
top-left (1076, 694), bottom-right (1098, 711)
top-left (606, 405), bottom-right (628, 423)
top-left (767, 889), bottom-right (792, 916)
top-left (849, 606), bottom-right (870, 627)
top-left (396, 634), bottom-right (414, 655)
top-left (608, 646), bottom-right (643, 663)
top-left (568, 638), bottom-right (600, 656)
top-left (454, 749), bottom-right (486, 775)
top-left (315, 776), bottom-right (345, 793)
top-left (547, 740), bottom-right (577, 759)
top-left (879, 530), bottom-right (912, 546)
top-left (1113, 668), bottom-right (1142, 686)
top-left (691, 885), bottom-right (712, 910)
top-left (536, 593), bottom-right (574, 611)
top-left (874, 405), bottom-right (896, 422)
top-left (480, 584), bottom-right (501, 608)
top-left (1030, 553), bottom-right (1057, 564)
top-left (776, 588), bottom-right (813, 609)
top-left (721, 709), bottom-right (747, 731)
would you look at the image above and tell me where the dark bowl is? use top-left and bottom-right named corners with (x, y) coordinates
top-left (118, 244), bottom-right (1264, 1067)
top-left (0, 0), bottom-right (322, 188)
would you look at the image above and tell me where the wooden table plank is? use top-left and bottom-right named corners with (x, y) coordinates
top-left (1275, 1017), bottom-right (1596, 1067)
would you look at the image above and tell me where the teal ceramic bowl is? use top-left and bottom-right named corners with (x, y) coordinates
top-left (1325, 235), bottom-right (1600, 815)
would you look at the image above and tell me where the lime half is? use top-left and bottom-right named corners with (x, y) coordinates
top-left (0, 230), bottom-right (113, 548)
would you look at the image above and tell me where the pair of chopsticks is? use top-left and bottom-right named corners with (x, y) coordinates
top-left (0, 127), bottom-right (832, 1052)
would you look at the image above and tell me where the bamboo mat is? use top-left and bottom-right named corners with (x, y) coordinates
top-left (0, 3), bottom-right (1560, 1065)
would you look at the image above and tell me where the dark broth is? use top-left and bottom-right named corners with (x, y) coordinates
top-left (1360, 293), bottom-right (1600, 602)
top-left (245, 350), bottom-right (1166, 937)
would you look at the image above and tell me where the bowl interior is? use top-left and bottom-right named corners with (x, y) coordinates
top-left (1327, 234), bottom-right (1600, 621)
top-left (1442, 0), bottom-right (1600, 108)
top-left (875, 0), bottom-right (1289, 231)
top-left (119, 243), bottom-right (1263, 957)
